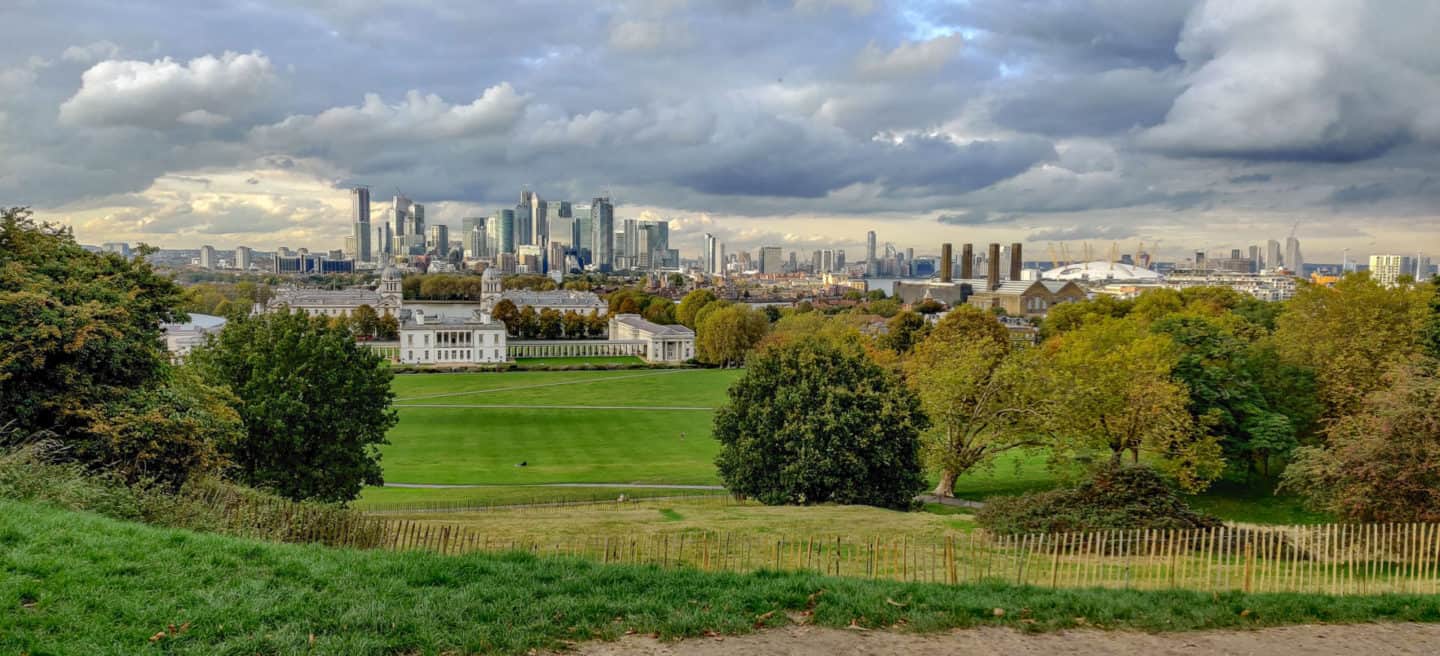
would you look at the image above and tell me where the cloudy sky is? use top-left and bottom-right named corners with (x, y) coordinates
top-left (3, 0), bottom-right (1438, 263)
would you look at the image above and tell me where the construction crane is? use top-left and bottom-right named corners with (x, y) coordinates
top-left (1108, 242), bottom-right (1121, 264)
top-left (1134, 241), bottom-right (1146, 268)
top-left (1047, 243), bottom-right (1062, 269)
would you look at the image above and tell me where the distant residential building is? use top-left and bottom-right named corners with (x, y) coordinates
top-left (234, 246), bottom-right (253, 271)
top-left (199, 245), bottom-right (217, 270)
top-left (399, 311), bottom-right (508, 365)
top-left (266, 266), bottom-right (404, 316)
top-left (1369, 254), bottom-right (1432, 286)
top-left (1265, 240), bottom-right (1283, 270)
top-left (1285, 237), bottom-right (1304, 274)
top-left (608, 314), bottom-right (695, 362)
top-left (704, 233), bottom-right (720, 275)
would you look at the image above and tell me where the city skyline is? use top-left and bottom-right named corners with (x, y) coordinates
top-left (6, 2), bottom-right (1439, 263)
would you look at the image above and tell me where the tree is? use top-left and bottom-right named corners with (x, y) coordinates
top-left (376, 314), bottom-right (400, 341)
top-left (1273, 273), bottom-right (1432, 421)
top-left (1042, 318), bottom-right (1221, 491)
top-left (189, 310), bottom-right (397, 502)
top-left (676, 289), bottom-right (718, 328)
top-left (930, 305), bottom-right (1010, 350)
top-left (0, 207), bottom-right (227, 488)
top-left (586, 309), bottom-right (608, 338)
top-left (538, 308), bottom-right (563, 339)
top-left (492, 299), bottom-right (520, 336)
top-left (696, 304), bottom-right (770, 366)
top-left (867, 289), bottom-right (887, 301)
top-left (562, 310), bottom-right (587, 339)
top-left (517, 306), bottom-right (540, 339)
top-left (641, 296), bottom-right (676, 324)
top-left (714, 334), bottom-right (928, 509)
top-left (1421, 275), bottom-right (1440, 361)
top-left (880, 310), bottom-right (929, 354)
top-left (1282, 361), bottom-right (1440, 522)
top-left (913, 298), bottom-right (945, 315)
top-left (352, 304), bottom-right (380, 339)
top-left (904, 332), bottom-right (1046, 496)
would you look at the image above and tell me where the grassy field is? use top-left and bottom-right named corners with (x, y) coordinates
top-left (380, 369), bottom-right (739, 486)
top-left (513, 356), bottom-right (645, 366)
top-left (378, 369), bottom-right (1324, 525)
top-left (8, 499), bottom-right (1440, 656)
top-left (356, 485), bottom-right (725, 510)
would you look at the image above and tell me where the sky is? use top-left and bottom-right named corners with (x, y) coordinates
top-left (2, 0), bottom-right (1439, 263)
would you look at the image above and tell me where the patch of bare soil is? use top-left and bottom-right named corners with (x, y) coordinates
top-left (557, 622), bottom-right (1440, 655)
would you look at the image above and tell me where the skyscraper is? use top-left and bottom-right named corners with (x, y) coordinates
top-left (866, 230), bottom-right (877, 277)
top-left (621, 218), bottom-right (640, 270)
top-left (760, 246), bottom-right (783, 274)
top-left (514, 201), bottom-right (532, 247)
top-left (426, 225), bottom-right (449, 255)
top-left (1369, 254), bottom-right (1431, 287)
top-left (1266, 240), bottom-right (1282, 270)
top-left (496, 209), bottom-right (515, 254)
top-left (199, 245), bottom-right (216, 270)
top-left (1285, 237), bottom-right (1304, 275)
top-left (467, 221), bottom-right (487, 260)
top-left (351, 186), bottom-right (371, 262)
top-left (590, 197), bottom-right (614, 271)
top-left (822, 249), bottom-right (834, 273)
top-left (235, 246), bottom-right (253, 271)
top-left (705, 233), bottom-right (719, 275)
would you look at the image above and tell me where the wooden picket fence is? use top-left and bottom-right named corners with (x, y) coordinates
top-left (374, 521), bottom-right (1440, 595)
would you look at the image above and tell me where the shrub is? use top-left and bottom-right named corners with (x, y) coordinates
top-left (975, 465), bottom-right (1220, 535)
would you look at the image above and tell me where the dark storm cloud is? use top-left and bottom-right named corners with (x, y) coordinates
top-left (2, 0), bottom-right (1439, 249)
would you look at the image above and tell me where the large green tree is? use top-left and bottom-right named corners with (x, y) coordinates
top-left (190, 310), bottom-right (397, 502)
top-left (904, 331), bottom-right (1047, 497)
top-left (714, 334), bottom-right (928, 509)
top-left (695, 304), bottom-right (769, 366)
top-left (1042, 317), bottom-right (1221, 491)
top-left (0, 207), bottom-right (227, 488)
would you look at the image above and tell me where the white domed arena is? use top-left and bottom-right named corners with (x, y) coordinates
top-left (1041, 261), bottom-right (1162, 282)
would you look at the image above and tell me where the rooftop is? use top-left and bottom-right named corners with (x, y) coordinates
top-left (611, 313), bottom-right (695, 337)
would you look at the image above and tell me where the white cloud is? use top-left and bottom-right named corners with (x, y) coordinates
top-left (1141, 0), bottom-right (1440, 160)
top-left (855, 34), bottom-right (963, 79)
top-left (58, 51), bottom-right (277, 129)
top-left (608, 20), bottom-right (691, 52)
top-left (61, 41), bottom-right (121, 64)
top-left (794, 0), bottom-right (874, 15)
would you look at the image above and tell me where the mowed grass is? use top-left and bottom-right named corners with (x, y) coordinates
top-left (356, 485), bottom-right (724, 510)
top-left (380, 498), bottom-right (976, 542)
top-left (380, 369), bottom-right (741, 486)
top-left (9, 499), bottom-right (1440, 656)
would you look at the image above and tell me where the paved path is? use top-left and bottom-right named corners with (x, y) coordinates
top-left (395, 369), bottom-right (695, 402)
top-left (384, 482), bottom-right (726, 490)
top-left (561, 623), bottom-right (1440, 656)
top-left (393, 403), bottom-right (714, 411)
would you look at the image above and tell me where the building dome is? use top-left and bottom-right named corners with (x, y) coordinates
top-left (381, 265), bottom-right (402, 281)
top-left (1042, 261), bottom-right (1161, 282)
top-left (482, 266), bottom-right (501, 281)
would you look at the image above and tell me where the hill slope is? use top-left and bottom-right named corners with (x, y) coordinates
top-left (4, 500), bottom-right (1440, 655)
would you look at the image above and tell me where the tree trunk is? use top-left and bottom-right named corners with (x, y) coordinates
top-left (933, 470), bottom-right (959, 497)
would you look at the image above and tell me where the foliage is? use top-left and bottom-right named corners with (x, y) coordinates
top-left (517, 306), bottom-right (540, 338)
top-left (179, 280), bottom-right (272, 316)
top-left (1422, 275), bottom-right (1440, 361)
top-left (492, 299), bottom-right (520, 335)
top-left (0, 207), bottom-right (227, 488)
top-left (904, 330), bottom-right (1046, 497)
top-left (1282, 361), bottom-right (1440, 522)
top-left (502, 274), bottom-right (558, 291)
top-left (714, 334), bottom-right (928, 509)
top-left (930, 305), bottom-right (1011, 349)
top-left (676, 289), bottom-right (718, 328)
top-left (695, 304), bottom-right (770, 366)
top-left (351, 304), bottom-right (380, 339)
top-left (403, 273), bottom-right (489, 300)
top-left (1272, 273), bottom-right (1432, 421)
top-left (1039, 294), bottom-right (1133, 338)
top-left (1042, 318), bottom-right (1222, 492)
top-left (189, 310), bottom-right (397, 502)
top-left (880, 310), bottom-right (929, 353)
top-left (538, 308), bottom-right (563, 339)
top-left (1152, 315), bottom-right (1297, 479)
top-left (606, 287), bottom-right (676, 324)
top-left (913, 298), bottom-right (945, 314)
top-left (976, 464), bottom-right (1221, 535)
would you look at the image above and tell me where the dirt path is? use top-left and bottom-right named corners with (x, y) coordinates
top-left (562, 623), bottom-right (1440, 655)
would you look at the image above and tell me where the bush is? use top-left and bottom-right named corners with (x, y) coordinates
top-left (975, 465), bottom-right (1220, 535)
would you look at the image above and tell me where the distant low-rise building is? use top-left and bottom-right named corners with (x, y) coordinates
top-left (160, 313), bottom-right (226, 360)
top-left (607, 314), bottom-right (695, 362)
top-left (399, 311), bottom-right (508, 365)
top-left (265, 265), bottom-right (404, 316)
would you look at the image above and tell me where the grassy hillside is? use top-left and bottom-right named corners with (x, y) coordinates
top-left (6, 500), bottom-right (1440, 655)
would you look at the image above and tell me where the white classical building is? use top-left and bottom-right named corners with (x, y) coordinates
top-left (607, 313), bottom-right (695, 362)
top-left (398, 311), bottom-right (508, 365)
top-left (160, 313), bottom-right (227, 361)
top-left (478, 266), bottom-right (607, 316)
top-left (265, 265), bottom-right (404, 316)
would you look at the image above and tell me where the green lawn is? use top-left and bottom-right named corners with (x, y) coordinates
top-left (9, 499), bottom-right (1440, 655)
top-left (513, 356), bottom-right (646, 366)
top-left (380, 369), bottom-right (741, 486)
top-left (356, 485), bottom-right (725, 510)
